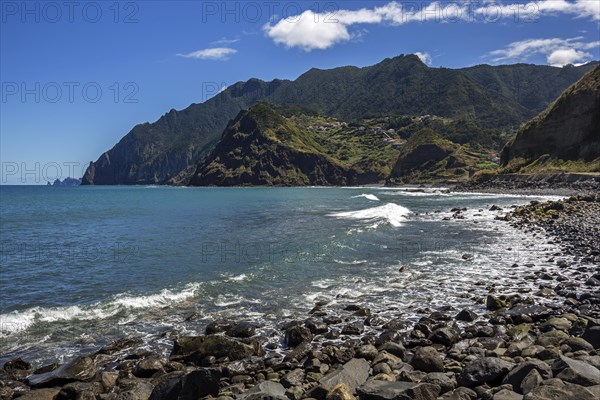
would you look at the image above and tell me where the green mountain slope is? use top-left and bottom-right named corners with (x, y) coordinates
top-left (500, 65), bottom-right (600, 173)
top-left (189, 103), bottom-right (405, 186)
top-left (81, 55), bottom-right (596, 185)
top-left (388, 128), bottom-right (496, 184)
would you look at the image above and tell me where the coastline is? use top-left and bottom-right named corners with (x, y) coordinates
top-left (1, 195), bottom-right (599, 400)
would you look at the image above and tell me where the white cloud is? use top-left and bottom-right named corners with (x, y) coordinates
top-left (263, 1), bottom-right (600, 51)
top-left (211, 37), bottom-right (240, 46)
top-left (489, 37), bottom-right (599, 66)
top-left (176, 48), bottom-right (238, 61)
top-left (547, 48), bottom-right (592, 66)
top-left (415, 52), bottom-right (433, 65)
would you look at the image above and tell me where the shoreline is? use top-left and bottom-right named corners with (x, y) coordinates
top-left (1, 196), bottom-right (599, 400)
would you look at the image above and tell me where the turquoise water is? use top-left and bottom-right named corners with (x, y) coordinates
top-left (0, 186), bottom-right (561, 365)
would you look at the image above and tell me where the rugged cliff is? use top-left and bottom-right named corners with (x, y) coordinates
top-left (501, 66), bottom-right (600, 171)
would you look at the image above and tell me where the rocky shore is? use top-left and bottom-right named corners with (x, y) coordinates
top-left (454, 173), bottom-right (600, 196)
top-left (1, 196), bottom-right (599, 400)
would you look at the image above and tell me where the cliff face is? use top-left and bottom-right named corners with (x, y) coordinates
top-left (501, 66), bottom-right (600, 167)
top-left (81, 56), bottom-right (596, 185)
top-left (81, 79), bottom-right (285, 185)
top-left (189, 104), bottom-right (350, 186)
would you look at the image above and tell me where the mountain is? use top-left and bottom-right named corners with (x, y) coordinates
top-left (81, 55), bottom-right (597, 185)
top-left (189, 103), bottom-right (402, 186)
top-left (501, 65), bottom-right (600, 172)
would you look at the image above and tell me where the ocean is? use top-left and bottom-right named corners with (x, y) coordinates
top-left (0, 186), bottom-right (563, 366)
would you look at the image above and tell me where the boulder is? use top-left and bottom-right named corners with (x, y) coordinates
top-left (227, 321), bottom-right (258, 338)
top-left (552, 356), bottom-right (600, 386)
top-left (429, 327), bottom-right (460, 346)
top-left (492, 388), bottom-right (523, 400)
top-left (149, 368), bottom-right (221, 400)
top-left (523, 379), bottom-right (596, 400)
top-left (13, 388), bottom-right (60, 400)
top-left (455, 310), bottom-right (477, 322)
top-left (502, 360), bottom-right (552, 394)
top-left (281, 368), bottom-right (305, 388)
top-left (239, 381), bottom-right (287, 399)
top-left (327, 383), bottom-right (357, 400)
top-left (285, 325), bottom-right (314, 347)
top-left (422, 372), bottom-right (456, 394)
top-left (27, 356), bottom-right (96, 388)
top-left (458, 357), bottom-right (515, 387)
top-left (357, 380), bottom-right (441, 400)
top-left (410, 347), bottom-right (444, 373)
top-left (320, 358), bottom-right (370, 393)
top-left (205, 319), bottom-right (234, 335)
top-left (170, 335), bottom-right (260, 363)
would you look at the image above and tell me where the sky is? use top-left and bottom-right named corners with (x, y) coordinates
top-left (1, 0), bottom-right (599, 184)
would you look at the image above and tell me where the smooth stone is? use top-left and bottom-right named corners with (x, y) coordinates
top-left (458, 357), bottom-right (515, 387)
top-left (320, 358), bottom-right (370, 393)
top-left (357, 380), bottom-right (441, 400)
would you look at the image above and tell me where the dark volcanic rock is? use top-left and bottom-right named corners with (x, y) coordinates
top-left (320, 358), bottom-right (370, 392)
top-left (410, 347), bottom-right (444, 373)
top-left (357, 380), bottom-right (441, 400)
top-left (206, 319), bottom-right (234, 335)
top-left (502, 360), bottom-right (552, 394)
top-left (552, 356), bottom-right (600, 386)
top-left (170, 335), bottom-right (261, 363)
top-left (149, 368), bottom-right (221, 400)
top-left (458, 357), bottom-right (515, 387)
top-left (285, 325), bottom-right (314, 347)
top-left (227, 321), bottom-right (258, 338)
top-left (27, 356), bottom-right (96, 388)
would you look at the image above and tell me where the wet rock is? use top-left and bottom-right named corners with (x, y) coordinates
top-left (455, 310), bottom-right (478, 322)
top-left (429, 327), bottom-right (460, 346)
top-left (306, 318), bottom-right (329, 335)
top-left (206, 319), bottom-right (234, 335)
top-left (2, 358), bottom-right (31, 372)
top-left (96, 336), bottom-right (143, 355)
top-left (375, 331), bottom-right (400, 347)
top-left (582, 323), bottom-right (600, 348)
top-left (27, 356), bottom-right (96, 388)
top-left (382, 318), bottom-right (404, 330)
top-left (170, 335), bottom-right (261, 363)
top-left (357, 380), bottom-right (441, 400)
top-left (487, 295), bottom-right (509, 311)
top-left (286, 325), bottom-right (314, 347)
top-left (149, 368), bottom-right (221, 400)
top-left (284, 341), bottom-right (313, 362)
top-left (458, 357), bottom-right (515, 387)
top-left (552, 355), bottom-right (600, 386)
top-left (133, 356), bottom-right (165, 378)
top-left (227, 321), bottom-right (258, 338)
top-left (320, 358), bottom-right (370, 393)
top-left (410, 347), bottom-right (444, 373)
top-left (341, 321), bottom-right (364, 336)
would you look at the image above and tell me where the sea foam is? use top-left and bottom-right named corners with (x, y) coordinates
top-left (328, 203), bottom-right (411, 228)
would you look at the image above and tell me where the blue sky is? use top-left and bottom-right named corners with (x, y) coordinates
top-left (1, 0), bottom-right (599, 184)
